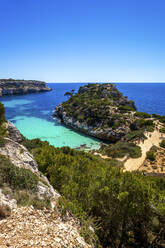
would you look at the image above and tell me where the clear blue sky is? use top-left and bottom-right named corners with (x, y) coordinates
top-left (0, 0), bottom-right (165, 82)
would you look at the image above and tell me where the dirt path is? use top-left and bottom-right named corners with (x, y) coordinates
top-left (124, 130), bottom-right (164, 172)
top-left (93, 152), bottom-right (109, 159)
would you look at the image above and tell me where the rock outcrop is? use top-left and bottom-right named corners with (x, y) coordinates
top-left (54, 83), bottom-right (137, 142)
top-left (0, 79), bottom-right (51, 96)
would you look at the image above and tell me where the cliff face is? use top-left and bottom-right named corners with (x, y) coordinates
top-left (0, 79), bottom-right (51, 96)
top-left (54, 83), bottom-right (137, 142)
top-left (0, 121), bottom-right (59, 209)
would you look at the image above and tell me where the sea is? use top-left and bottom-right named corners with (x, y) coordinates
top-left (1, 83), bottom-right (165, 150)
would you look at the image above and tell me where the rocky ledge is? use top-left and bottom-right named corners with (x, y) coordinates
top-left (0, 79), bottom-right (51, 96)
top-left (54, 83), bottom-right (137, 142)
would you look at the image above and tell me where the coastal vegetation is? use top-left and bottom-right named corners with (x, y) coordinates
top-left (99, 141), bottom-right (141, 159)
top-left (0, 154), bottom-right (51, 209)
top-left (23, 137), bottom-right (165, 247)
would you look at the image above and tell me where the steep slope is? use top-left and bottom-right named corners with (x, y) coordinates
top-left (0, 79), bottom-right (51, 96)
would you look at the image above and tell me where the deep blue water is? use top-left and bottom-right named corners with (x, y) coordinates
top-left (1, 83), bottom-right (165, 149)
top-left (116, 83), bottom-right (165, 115)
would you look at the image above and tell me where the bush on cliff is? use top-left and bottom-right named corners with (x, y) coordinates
top-left (0, 154), bottom-right (38, 192)
top-left (0, 154), bottom-right (51, 209)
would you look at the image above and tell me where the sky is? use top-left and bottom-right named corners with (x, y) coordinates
top-left (0, 0), bottom-right (165, 82)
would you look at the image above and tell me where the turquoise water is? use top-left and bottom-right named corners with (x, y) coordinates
top-left (1, 83), bottom-right (165, 150)
top-left (1, 84), bottom-right (100, 149)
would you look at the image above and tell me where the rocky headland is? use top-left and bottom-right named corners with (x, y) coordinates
top-left (54, 83), bottom-right (150, 142)
top-left (0, 79), bottom-right (51, 96)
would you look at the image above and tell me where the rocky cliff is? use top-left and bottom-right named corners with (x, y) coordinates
top-left (0, 122), bottom-right (91, 248)
top-left (0, 79), bottom-right (51, 96)
top-left (54, 83), bottom-right (138, 142)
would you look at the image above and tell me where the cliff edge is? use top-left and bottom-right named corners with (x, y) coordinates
top-left (0, 79), bottom-right (51, 96)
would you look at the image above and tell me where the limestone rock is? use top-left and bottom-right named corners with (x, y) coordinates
top-left (0, 207), bottom-right (91, 248)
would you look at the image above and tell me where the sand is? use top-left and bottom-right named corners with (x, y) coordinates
top-left (124, 129), bottom-right (165, 172)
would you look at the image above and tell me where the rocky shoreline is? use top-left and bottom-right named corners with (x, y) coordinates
top-left (54, 103), bottom-right (131, 142)
top-left (0, 79), bottom-right (51, 96)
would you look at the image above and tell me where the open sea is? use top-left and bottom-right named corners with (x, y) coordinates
top-left (1, 83), bottom-right (165, 149)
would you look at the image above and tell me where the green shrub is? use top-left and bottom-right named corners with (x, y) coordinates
top-left (0, 155), bottom-right (38, 192)
top-left (135, 111), bottom-right (151, 118)
top-left (0, 136), bottom-right (6, 147)
top-left (124, 130), bottom-right (146, 142)
top-left (100, 141), bottom-right (142, 158)
top-left (130, 119), bottom-right (155, 132)
top-left (146, 151), bottom-right (156, 161)
top-left (22, 137), bottom-right (49, 152)
top-left (160, 140), bottom-right (165, 148)
top-left (152, 113), bottom-right (161, 119)
top-left (159, 127), bottom-right (165, 133)
top-left (118, 105), bottom-right (135, 112)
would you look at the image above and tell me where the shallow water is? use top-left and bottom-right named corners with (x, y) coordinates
top-left (1, 83), bottom-right (100, 149)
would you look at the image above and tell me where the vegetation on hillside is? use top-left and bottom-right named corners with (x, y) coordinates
top-left (152, 113), bottom-right (165, 124)
top-left (61, 84), bottom-right (136, 129)
top-left (0, 154), bottom-right (51, 209)
top-left (146, 146), bottom-right (158, 162)
top-left (23, 138), bottom-right (165, 247)
top-left (99, 141), bottom-right (141, 159)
